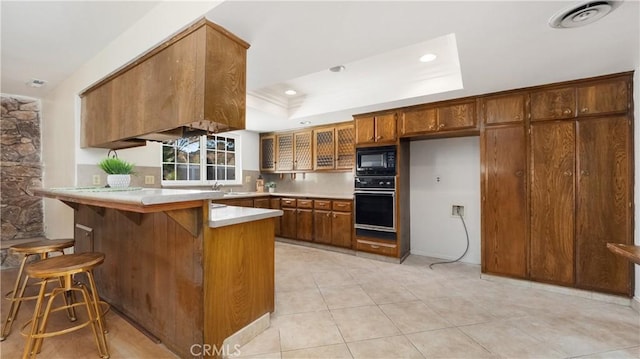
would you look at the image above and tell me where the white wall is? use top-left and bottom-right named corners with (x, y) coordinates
top-left (409, 137), bottom-right (481, 264)
top-left (41, 1), bottom-right (221, 239)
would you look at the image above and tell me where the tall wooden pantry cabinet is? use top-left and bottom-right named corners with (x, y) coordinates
top-left (481, 72), bottom-right (634, 296)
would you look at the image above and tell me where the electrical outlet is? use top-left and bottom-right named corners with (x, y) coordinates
top-left (451, 205), bottom-right (465, 217)
top-left (245, 175), bottom-right (251, 184)
top-left (144, 176), bottom-right (155, 185)
top-left (92, 175), bottom-right (101, 185)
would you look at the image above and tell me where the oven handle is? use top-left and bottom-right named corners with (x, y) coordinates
top-left (354, 190), bottom-right (395, 195)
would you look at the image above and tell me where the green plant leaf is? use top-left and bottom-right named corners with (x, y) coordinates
top-left (98, 157), bottom-right (135, 174)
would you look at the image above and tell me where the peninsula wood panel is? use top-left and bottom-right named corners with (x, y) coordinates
top-left (203, 218), bottom-right (274, 358)
top-left (530, 121), bottom-right (576, 285)
top-left (74, 205), bottom-right (203, 358)
top-left (575, 116), bottom-right (632, 294)
top-left (482, 125), bottom-right (527, 278)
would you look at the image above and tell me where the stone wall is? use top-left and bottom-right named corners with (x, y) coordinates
top-left (1, 95), bottom-right (43, 241)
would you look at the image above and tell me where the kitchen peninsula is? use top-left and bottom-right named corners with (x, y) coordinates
top-left (33, 187), bottom-right (282, 358)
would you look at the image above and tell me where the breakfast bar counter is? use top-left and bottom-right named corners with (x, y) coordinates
top-left (33, 187), bottom-right (282, 358)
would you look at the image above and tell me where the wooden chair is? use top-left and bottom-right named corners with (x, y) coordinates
top-left (20, 252), bottom-right (109, 359)
top-left (1, 239), bottom-right (75, 341)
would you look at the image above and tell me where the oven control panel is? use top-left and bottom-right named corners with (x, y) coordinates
top-left (354, 176), bottom-right (395, 190)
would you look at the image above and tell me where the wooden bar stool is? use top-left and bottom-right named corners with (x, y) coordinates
top-left (20, 252), bottom-right (110, 359)
top-left (1, 239), bottom-right (75, 341)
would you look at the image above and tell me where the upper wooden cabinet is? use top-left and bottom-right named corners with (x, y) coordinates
top-left (273, 131), bottom-right (312, 172)
top-left (313, 123), bottom-right (355, 170)
top-left (354, 113), bottom-right (397, 145)
top-left (577, 78), bottom-right (629, 116)
top-left (275, 133), bottom-right (294, 171)
top-left (531, 75), bottom-right (631, 122)
top-left (80, 18), bottom-right (250, 149)
top-left (400, 101), bottom-right (477, 136)
top-left (294, 131), bottom-right (313, 171)
top-left (481, 93), bottom-right (527, 125)
top-left (530, 87), bottom-right (576, 121)
top-left (260, 134), bottom-right (276, 172)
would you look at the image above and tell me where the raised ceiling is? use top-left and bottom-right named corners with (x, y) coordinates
top-left (2, 1), bottom-right (638, 132)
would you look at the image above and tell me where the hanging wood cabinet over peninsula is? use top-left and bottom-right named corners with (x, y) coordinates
top-left (480, 72), bottom-right (634, 296)
top-left (80, 18), bottom-right (250, 150)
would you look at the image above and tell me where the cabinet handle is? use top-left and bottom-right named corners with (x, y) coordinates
top-left (563, 170), bottom-right (573, 176)
top-left (370, 244), bottom-right (380, 249)
top-left (580, 169), bottom-right (590, 176)
top-left (563, 108), bottom-right (572, 115)
top-left (581, 107), bottom-right (589, 113)
top-left (337, 204), bottom-right (345, 207)
top-left (368, 137), bottom-right (375, 141)
top-left (514, 115), bottom-right (521, 120)
top-left (438, 123), bottom-right (445, 129)
top-left (376, 136), bottom-right (383, 140)
top-left (515, 170), bottom-right (524, 177)
top-left (326, 213), bottom-right (330, 217)
top-left (333, 214), bottom-right (337, 218)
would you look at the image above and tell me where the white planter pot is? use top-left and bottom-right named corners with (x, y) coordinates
top-left (268, 187), bottom-right (275, 193)
top-left (107, 174), bottom-right (131, 188)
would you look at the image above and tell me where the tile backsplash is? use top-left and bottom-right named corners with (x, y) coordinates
top-left (77, 165), bottom-right (353, 195)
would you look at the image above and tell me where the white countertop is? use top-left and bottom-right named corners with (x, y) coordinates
top-left (41, 187), bottom-right (224, 205)
top-left (221, 191), bottom-right (353, 200)
top-left (209, 205), bottom-right (283, 228)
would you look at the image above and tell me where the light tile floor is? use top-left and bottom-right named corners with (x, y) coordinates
top-left (0, 241), bottom-right (638, 358)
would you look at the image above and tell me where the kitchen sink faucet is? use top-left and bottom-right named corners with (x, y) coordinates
top-left (212, 182), bottom-right (223, 191)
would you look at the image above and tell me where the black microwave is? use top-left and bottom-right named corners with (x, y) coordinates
top-left (356, 145), bottom-right (396, 176)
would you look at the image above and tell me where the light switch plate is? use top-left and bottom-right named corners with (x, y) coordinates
top-left (92, 175), bottom-right (101, 185)
top-left (144, 176), bottom-right (155, 185)
top-left (245, 175), bottom-right (251, 183)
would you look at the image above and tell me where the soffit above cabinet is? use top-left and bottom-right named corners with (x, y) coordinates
top-left (80, 17), bottom-right (250, 150)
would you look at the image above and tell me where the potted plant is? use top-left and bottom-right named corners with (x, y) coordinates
top-left (265, 182), bottom-right (276, 193)
top-left (98, 157), bottom-right (135, 188)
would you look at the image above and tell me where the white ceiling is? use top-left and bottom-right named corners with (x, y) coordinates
top-left (2, 1), bottom-right (639, 133)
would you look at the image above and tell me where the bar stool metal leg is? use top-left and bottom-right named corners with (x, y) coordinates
top-left (1, 254), bottom-right (30, 341)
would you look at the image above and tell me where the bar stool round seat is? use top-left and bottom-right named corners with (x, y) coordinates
top-left (1, 239), bottom-right (75, 341)
top-left (20, 252), bottom-right (110, 359)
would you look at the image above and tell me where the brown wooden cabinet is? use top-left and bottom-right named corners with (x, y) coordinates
top-left (254, 198), bottom-right (270, 208)
top-left (481, 125), bottom-right (527, 278)
top-left (281, 198), bottom-right (297, 239)
top-left (276, 133), bottom-right (294, 171)
top-left (260, 134), bottom-right (276, 172)
top-left (294, 131), bottom-right (313, 171)
top-left (270, 198), bottom-right (282, 236)
top-left (400, 101), bottom-right (477, 136)
top-left (354, 113), bottom-right (397, 145)
top-left (313, 123), bottom-right (355, 171)
top-left (575, 116), bottom-right (632, 294)
top-left (296, 199), bottom-right (314, 241)
top-left (577, 79), bottom-right (629, 117)
top-left (312, 200), bottom-right (353, 248)
top-left (530, 121), bottom-right (576, 285)
top-left (482, 93), bottom-right (527, 125)
top-left (530, 87), bottom-right (576, 121)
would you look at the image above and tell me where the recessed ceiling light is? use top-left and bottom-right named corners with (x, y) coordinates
top-left (299, 121), bottom-right (311, 125)
top-left (284, 89), bottom-right (297, 96)
top-left (26, 78), bottom-right (47, 88)
top-left (419, 53), bottom-right (437, 63)
top-left (329, 65), bottom-right (346, 73)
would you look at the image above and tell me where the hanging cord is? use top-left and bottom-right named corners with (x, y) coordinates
top-left (429, 211), bottom-right (470, 269)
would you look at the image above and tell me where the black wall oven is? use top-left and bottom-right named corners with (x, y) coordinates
top-left (354, 176), bottom-right (396, 241)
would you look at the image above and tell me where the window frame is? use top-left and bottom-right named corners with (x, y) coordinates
top-left (161, 133), bottom-right (242, 187)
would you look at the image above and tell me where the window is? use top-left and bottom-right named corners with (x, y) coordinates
top-left (162, 134), bottom-right (241, 185)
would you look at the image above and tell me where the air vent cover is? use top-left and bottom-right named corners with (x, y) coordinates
top-left (549, 1), bottom-right (622, 29)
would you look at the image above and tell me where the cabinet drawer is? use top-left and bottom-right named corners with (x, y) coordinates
top-left (314, 200), bottom-right (332, 210)
top-left (297, 199), bottom-right (313, 209)
top-left (356, 239), bottom-right (397, 257)
top-left (281, 198), bottom-right (297, 207)
top-left (332, 201), bottom-right (352, 212)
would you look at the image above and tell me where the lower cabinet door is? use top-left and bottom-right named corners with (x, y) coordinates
top-left (331, 212), bottom-right (352, 248)
top-left (281, 208), bottom-right (297, 239)
top-left (313, 210), bottom-right (332, 244)
top-left (297, 209), bottom-right (313, 241)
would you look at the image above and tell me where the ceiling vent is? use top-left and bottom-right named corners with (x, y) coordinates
top-left (549, 1), bottom-right (622, 29)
